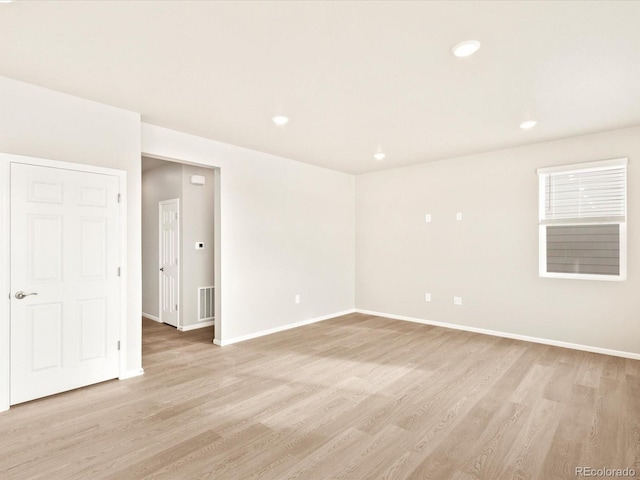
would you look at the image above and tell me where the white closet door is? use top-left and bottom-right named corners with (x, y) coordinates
top-left (10, 163), bottom-right (121, 405)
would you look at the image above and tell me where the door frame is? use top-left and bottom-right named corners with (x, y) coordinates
top-left (142, 153), bottom-right (221, 346)
top-left (0, 152), bottom-right (128, 412)
top-left (158, 198), bottom-right (180, 329)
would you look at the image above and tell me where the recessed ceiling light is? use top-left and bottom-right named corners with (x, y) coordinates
top-left (519, 120), bottom-right (537, 130)
top-left (451, 40), bottom-right (481, 58)
top-left (272, 116), bottom-right (289, 126)
top-left (374, 152), bottom-right (386, 161)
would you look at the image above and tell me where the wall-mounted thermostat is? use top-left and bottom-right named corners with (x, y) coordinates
top-left (195, 242), bottom-right (205, 250)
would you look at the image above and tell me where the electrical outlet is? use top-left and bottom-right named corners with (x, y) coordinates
top-left (453, 296), bottom-right (463, 306)
top-left (425, 214), bottom-right (432, 223)
top-left (456, 212), bottom-right (462, 221)
top-left (425, 293), bottom-right (431, 302)
top-left (295, 294), bottom-right (300, 304)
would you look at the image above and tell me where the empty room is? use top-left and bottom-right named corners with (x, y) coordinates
top-left (0, 1), bottom-right (638, 479)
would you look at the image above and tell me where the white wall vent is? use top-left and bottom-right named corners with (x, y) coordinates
top-left (198, 286), bottom-right (215, 321)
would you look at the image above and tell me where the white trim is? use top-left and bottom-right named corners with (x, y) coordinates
top-left (213, 168), bottom-right (221, 346)
top-left (178, 320), bottom-right (214, 332)
top-left (119, 368), bottom-right (145, 380)
top-left (536, 157), bottom-right (627, 174)
top-left (540, 272), bottom-right (626, 282)
top-left (2, 154), bottom-right (134, 176)
top-left (214, 309), bottom-right (356, 346)
top-left (0, 152), bottom-right (128, 411)
top-left (142, 312), bottom-right (161, 322)
top-left (0, 158), bottom-right (10, 412)
top-left (159, 198), bottom-right (180, 328)
top-left (355, 309), bottom-right (640, 361)
top-left (117, 173), bottom-right (128, 384)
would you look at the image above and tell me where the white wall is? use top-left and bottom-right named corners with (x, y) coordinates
top-left (0, 76), bottom-right (143, 376)
top-left (142, 124), bottom-right (356, 343)
top-left (181, 165), bottom-right (215, 329)
top-left (141, 161), bottom-right (183, 318)
top-left (356, 126), bottom-right (640, 356)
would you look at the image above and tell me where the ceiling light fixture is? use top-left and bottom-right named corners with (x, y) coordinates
top-left (272, 116), bottom-right (289, 126)
top-left (451, 40), bottom-right (481, 58)
top-left (519, 120), bottom-right (537, 130)
top-left (374, 152), bottom-right (386, 161)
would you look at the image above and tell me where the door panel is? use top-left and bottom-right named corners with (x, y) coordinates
top-left (80, 217), bottom-right (107, 279)
top-left (79, 298), bottom-right (107, 361)
top-left (10, 163), bottom-right (121, 405)
top-left (159, 199), bottom-right (179, 328)
top-left (29, 215), bottom-right (63, 282)
top-left (29, 180), bottom-right (63, 204)
top-left (78, 186), bottom-right (107, 207)
top-left (29, 303), bottom-right (63, 371)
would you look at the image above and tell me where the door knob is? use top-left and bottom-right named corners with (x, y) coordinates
top-left (15, 291), bottom-right (38, 300)
top-left (160, 267), bottom-right (164, 272)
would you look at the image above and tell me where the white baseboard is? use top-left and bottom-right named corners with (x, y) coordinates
top-left (356, 309), bottom-right (640, 361)
top-left (142, 312), bottom-right (160, 322)
top-left (178, 320), bottom-right (214, 332)
top-left (215, 309), bottom-right (357, 346)
top-left (119, 368), bottom-right (145, 380)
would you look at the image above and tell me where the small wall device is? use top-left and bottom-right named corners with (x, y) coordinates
top-left (190, 174), bottom-right (206, 186)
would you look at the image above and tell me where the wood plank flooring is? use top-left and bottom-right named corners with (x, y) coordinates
top-left (1, 313), bottom-right (638, 479)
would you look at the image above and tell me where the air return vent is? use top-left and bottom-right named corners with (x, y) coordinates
top-left (198, 286), bottom-right (215, 321)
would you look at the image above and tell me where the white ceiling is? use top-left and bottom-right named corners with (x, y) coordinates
top-left (2, 1), bottom-right (640, 174)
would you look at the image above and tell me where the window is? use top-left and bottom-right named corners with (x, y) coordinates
top-left (537, 158), bottom-right (627, 281)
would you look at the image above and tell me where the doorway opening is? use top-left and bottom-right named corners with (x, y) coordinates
top-left (141, 156), bottom-right (219, 347)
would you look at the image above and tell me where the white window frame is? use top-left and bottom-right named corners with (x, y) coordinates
top-left (537, 158), bottom-right (627, 281)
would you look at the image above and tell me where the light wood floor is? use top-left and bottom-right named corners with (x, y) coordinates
top-left (1, 313), bottom-right (639, 479)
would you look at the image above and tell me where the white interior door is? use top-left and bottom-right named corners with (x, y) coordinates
top-left (159, 199), bottom-right (179, 328)
top-left (10, 163), bottom-right (121, 405)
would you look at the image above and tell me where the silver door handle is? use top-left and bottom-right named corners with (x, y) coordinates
top-left (15, 291), bottom-right (38, 300)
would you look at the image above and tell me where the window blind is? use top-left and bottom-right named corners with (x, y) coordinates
top-left (540, 164), bottom-right (626, 225)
